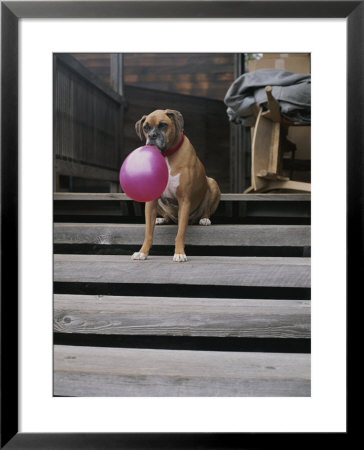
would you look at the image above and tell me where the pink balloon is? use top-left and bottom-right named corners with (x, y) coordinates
top-left (119, 145), bottom-right (169, 202)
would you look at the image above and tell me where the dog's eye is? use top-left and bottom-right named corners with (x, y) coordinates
top-left (158, 122), bottom-right (168, 130)
top-left (143, 123), bottom-right (151, 132)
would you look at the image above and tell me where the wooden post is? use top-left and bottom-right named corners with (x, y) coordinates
top-left (110, 54), bottom-right (124, 182)
top-left (110, 53), bottom-right (124, 96)
top-left (230, 53), bottom-right (249, 193)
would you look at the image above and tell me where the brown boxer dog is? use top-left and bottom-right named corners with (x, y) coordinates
top-left (132, 109), bottom-right (221, 262)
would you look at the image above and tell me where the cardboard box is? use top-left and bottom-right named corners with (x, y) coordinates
top-left (248, 53), bottom-right (310, 74)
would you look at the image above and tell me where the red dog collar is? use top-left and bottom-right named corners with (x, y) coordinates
top-left (163, 131), bottom-right (184, 157)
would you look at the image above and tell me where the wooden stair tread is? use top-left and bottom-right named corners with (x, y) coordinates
top-left (54, 254), bottom-right (311, 288)
top-left (54, 192), bottom-right (311, 202)
top-left (54, 345), bottom-right (310, 397)
top-left (54, 294), bottom-right (310, 339)
top-left (54, 223), bottom-right (311, 247)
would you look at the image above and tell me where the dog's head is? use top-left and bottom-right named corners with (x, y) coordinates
top-left (135, 109), bottom-right (184, 152)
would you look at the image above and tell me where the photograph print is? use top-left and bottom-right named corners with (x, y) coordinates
top-left (53, 52), bottom-right (311, 397)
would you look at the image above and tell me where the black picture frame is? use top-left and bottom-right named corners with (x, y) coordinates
top-left (1, 1), bottom-right (357, 448)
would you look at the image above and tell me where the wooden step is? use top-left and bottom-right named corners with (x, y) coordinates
top-left (54, 223), bottom-right (311, 247)
top-left (54, 254), bottom-right (311, 288)
top-left (54, 345), bottom-right (310, 397)
top-left (54, 192), bottom-right (311, 202)
top-left (54, 294), bottom-right (310, 339)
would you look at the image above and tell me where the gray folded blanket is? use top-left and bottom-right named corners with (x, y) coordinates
top-left (224, 68), bottom-right (311, 125)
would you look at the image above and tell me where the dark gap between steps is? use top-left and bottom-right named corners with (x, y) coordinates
top-left (53, 215), bottom-right (311, 225)
top-left (54, 244), bottom-right (310, 257)
top-left (54, 333), bottom-right (311, 354)
top-left (53, 282), bottom-right (311, 300)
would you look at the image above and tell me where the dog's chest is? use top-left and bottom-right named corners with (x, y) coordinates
top-left (161, 157), bottom-right (180, 200)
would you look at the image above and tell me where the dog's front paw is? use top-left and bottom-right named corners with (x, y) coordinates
top-left (199, 218), bottom-right (211, 226)
top-left (131, 252), bottom-right (148, 261)
top-left (173, 253), bottom-right (187, 262)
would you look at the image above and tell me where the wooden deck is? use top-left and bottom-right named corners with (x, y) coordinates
top-left (53, 193), bottom-right (311, 397)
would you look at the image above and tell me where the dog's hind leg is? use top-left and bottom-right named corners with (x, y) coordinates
top-left (198, 177), bottom-right (221, 226)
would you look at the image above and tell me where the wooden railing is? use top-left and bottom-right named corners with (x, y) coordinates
top-left (53, 54), bottom-right (124, 187)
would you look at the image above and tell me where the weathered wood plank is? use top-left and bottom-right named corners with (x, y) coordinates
top-left (54, 255), bottom-right (311, 288)
top-left (55, 295), bottom-right (310, 337)
top-left (54, 160), bottom-right (119, 182)
top-left (54, 223), bottom-right (311, 247)
top-left (54, 345), bottom-right (310, 397)
top-left (54, 192), bottom-right (311, 202)
top-left (54, 294), bottom-right (310, 338)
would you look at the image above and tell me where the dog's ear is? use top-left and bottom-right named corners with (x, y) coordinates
top-left (135, 115), bottom-right (147, 141)
top-left (166, 110), bottom-right (184, 133)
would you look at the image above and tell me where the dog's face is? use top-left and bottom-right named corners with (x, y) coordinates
top-left (135, 109), bottom-right (184, 152)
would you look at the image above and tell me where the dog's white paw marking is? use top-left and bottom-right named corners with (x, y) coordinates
top-left (155, 218), bottom-right (169, 225)
top-left (173, 253), bottom-right (187, 262)
top-left (199, 218), bottom-right (211, 226)
top-left (131, 252), bottom-right (148, 260)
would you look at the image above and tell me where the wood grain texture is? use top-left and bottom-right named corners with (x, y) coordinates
top-left (54, 294), bottom-right (311, 338)
top-left (54, 255), bottom-right (311, 288)
top-left (54, 345), bottom-right (310, 397)
top-left (54, 223), bottom-right (311, 247)
top-left (54, 160), bottom-right (119, 182)
top-left (54, 55), bottom-right (123, 173)
top-left (53, 192), bottom-right (311, 202)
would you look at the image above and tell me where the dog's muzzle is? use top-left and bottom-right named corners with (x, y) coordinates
top-left (147, 132), bottom-right (166, 151)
